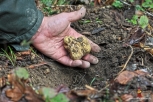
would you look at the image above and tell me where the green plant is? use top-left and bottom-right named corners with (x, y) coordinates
top-left (135, 5), bottom-right (144, 11)
top-left (96, 18), bottom-right (102, 23)
top-left (50, 93), bottom-right (69, 102)
top-left (20, 40), bottom-right (31, 47)
top-left (40, 0), bottom-right (52, 7)
top-left (30, 47), bottom-right (41, 58)
top-left (90, 77), bottom-right (96, 86)
top-left (41, 87), bottom-right (69, 102)
top-left (15, 67), bottom-right (29, 79)
top-left (40, 0), bottom-right (70, 15)
top-left (142, 0), bottom-right (153, 9)
top-left (138, 15), bottom-right (149, 29)
top-left (128, 15), bottom-right (138, 25)
top-left (1, 46), bottom-right (16, 66)
top-left (79, 19), bottom-right (92, 24)
top-left (13, 68), bottom-right (69, 102)
top-left (128, 15), bottom-right (149, 29)
top-left (112, 0), bottom-right (123, 8)
top-left (129, 0), bottom-right (134, 3)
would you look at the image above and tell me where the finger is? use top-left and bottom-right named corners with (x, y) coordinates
top-left (88, 39), bottom-right (101, 53)
top-left (57, 56), bottom-right (82, 67)
top-left (82, 54), bottom-right (99, 64)
top-left (57, 56), bottom-right (90, 68)
top-left (79, 60), bottom-right (90, 68)
top-left (67, 7), bottom-right (86, 22)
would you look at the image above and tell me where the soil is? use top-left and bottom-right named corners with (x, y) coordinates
top-left (0, 4), bottom-right (153, 94)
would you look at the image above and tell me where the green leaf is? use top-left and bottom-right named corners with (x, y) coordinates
top-left (142, 0), bottom-right (153, 8)
top-left (129, 0), bottom-right (134, 3)
top-left (129, 15), bottom-right (138, 25)
top-left (138, 15), bottom-right (149, 29)
top-left (42, 87), bottom-right (57, 99)
top-left (112, 0), bottom-right (123, 8)
top-left (50, 93), bottom-right (69, 102)
top-left (15, 68), bottom-right (29, 79)
top-left (135, 5), bottom-right (144, 11)
top-left (150, 4), bottom-right (153, 8)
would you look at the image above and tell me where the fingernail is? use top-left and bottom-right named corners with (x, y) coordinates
top-left (92, 58), bottom-right (99, 64)
top-left (83, 61), bottom-right (90, 68)
top-left (78, 7), bottom-right (86, 17)
top-left (93, 46), bottom-right (101, 52)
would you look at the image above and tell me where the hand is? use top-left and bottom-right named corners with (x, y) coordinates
top-left (31, 7), bottom-right (101, 68)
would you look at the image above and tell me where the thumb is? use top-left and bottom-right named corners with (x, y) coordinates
top-left (68, 6), bottom-right (86, 22)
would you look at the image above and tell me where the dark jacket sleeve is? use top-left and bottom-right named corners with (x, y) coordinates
top-left (0, 0), bottom-right (43, 51)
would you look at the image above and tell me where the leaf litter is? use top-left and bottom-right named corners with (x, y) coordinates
top-left (0, 0), bottom-right (153, 102)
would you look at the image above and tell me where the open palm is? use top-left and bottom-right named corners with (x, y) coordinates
top-left (31, 7), bottom-right (101, 68)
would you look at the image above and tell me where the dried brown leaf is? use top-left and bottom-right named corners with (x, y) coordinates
top-left (0, 77), bottom-right (6, 88)
top-left (121, 94), bottom-right (133, 102)
top-left (105, 0), bottom-right (115, 5)
top-left (125, 27), bottom-right (146, 46)
top-left (71, 89), bottom-right (97, 97)
top-left (6, 74), bottom-right (25, 101)
top-left (0, 86), bottom-right (14, 102)
top-left (25, 86), bottom-right (44, 102)
top-left (6, 74), bottom-right (44, 102)
top-left (94, 0), bottom-right (101, 6)
top-left (115, 70), bottom-right (148, 84)
top-left (6, 88), bottom-right (23, 102)
top-left (115, 71), bottom-right (136, 84)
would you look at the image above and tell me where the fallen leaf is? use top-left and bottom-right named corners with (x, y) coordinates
top-left (115, 70), bottom-right (147, 84)
top-left (94, 0), bottom-right (101, 6)
top-left (124, 27), bottom-right (146, 46)
top-left (6, 88), bottom-right (23, 102)
top-left (0, 86), bottom-right (13, 102)
top-left (25, 86), bottom-right (44, 102)
top-left (71, 89), bottom-right (97, 97)
top-left (134, 70), bottom-right (148, 76)
top-left (6, 73), bottom-right (44, 102)
top-left (6, 74), bottom-right (25, 101)
top-left (0, 77), bottom-right (6, 88)
top-left (115, 71), bottom-right (136, 84)
top-left (121, 94), bottom-right (133, 102)
top-left (105, 0), bottom-right (115, 5)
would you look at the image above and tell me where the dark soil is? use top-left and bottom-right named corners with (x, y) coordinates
top-left (1, 4), bottom-right (153, 95)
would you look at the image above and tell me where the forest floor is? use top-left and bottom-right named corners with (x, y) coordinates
top-left (0, 0), bottom-right (153, 102)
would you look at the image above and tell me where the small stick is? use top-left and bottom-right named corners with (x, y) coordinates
top-left (118, 45), bottom-right (133, 75)
top-left (85, 85), bottom-right (97, 91)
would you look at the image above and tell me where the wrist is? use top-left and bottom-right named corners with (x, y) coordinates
top-left (31, 17), bottom-right (47, 42)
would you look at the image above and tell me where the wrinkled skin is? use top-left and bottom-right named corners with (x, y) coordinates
top-left (31, 7), bottom-right (101, 68)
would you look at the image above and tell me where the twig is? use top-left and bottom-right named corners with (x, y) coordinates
top-left (98, 46), bottom-right (133, 92)
top-left (118, 45), bottom-right (133, 75)
top-left (145, 11), bottom-right (153, 17)
top-left (99, 84), bottom-right (109, 92)
top-left (85, 85), bottom-right (97, 91)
